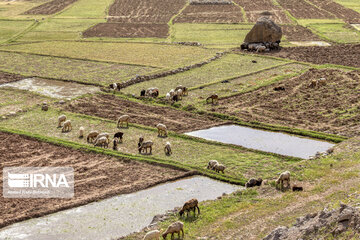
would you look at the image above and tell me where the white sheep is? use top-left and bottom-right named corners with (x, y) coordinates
top-left (166, 92), bottom-right (171, 101)
top-left (62, 120), bottom-right (72, 132)
top-left (143, 230), bottom-right (160, 240)
top-left (162, 221), bottom-right (184, 240)
top-left (256, 45), bottom-right (266, 53)
top-left (213, 163), bottom-right (226, 174)
top-left (94, 136), bottom-right (109, 148)
top-left (276, 171), bottom-right (291, 190)
top-left (156, 123), bottom-right (167, 137)
top-left (58, 115), bottom-right (67, 127)
top-left (164, 142), bottom-right (172, 155)
top-left (117, 115), bottom-right (130, 128)
top-left (207, 160), bottom-right (219, 170)
top-left (87, 131), bottom-right (99, 143)
top-left (79, 127), bottom-right (84, 138)
top-left (169, 89), bottom-right (175, 97)
top-left (95, 132), bottom-right (110, 144)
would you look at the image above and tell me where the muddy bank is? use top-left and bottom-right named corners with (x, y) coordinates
top-left (0, 72), bottom-right (23, 85)
top-left (63, 93), bottom-right (223, 133)
top-left (256, 44), bottom-right (360, 68)
top-left (214, 68), bottom-right (360, 137)
top-left (0, 132), bottom-right (189, 229)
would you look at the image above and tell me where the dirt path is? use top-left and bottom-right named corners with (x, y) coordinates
top-left (63, 93), bottom-right (223, 133)
top-left (0, 132), bottom-right (189, 229)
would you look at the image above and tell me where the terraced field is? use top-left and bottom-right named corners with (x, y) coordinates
top-left (0, 0), bottom-right (360, 239)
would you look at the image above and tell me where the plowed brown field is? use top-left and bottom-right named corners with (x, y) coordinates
top-left (0, 72), bottom-right (23, 84)
top-left (63, 94), bottom-right (222, 133)
top-left (277, 0), bottom-right (335, 19)
top-left (234, 0), bottom-right (292, 23)
top-left (174, 4), bottom-right (244, 23)
top-left (214, 68), bottom-right (360, 137)
top-left (282, 25), bottom-right (321, 41)
top-left (23, 0), bottom-right (78, 15)
top-left (0, 132), bottom-right (189, 228)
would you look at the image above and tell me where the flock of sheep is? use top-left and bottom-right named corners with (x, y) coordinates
top-left (57, 114), bottom-right (173, 156)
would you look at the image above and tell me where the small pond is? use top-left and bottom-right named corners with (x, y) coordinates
top-left (186, 125), bottom-right (335, 159)
top-left (0, 176), bottom-right (241, 240)
top-left (0, 78), bottom-right (99, 99)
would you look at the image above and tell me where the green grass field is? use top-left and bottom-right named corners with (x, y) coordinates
top-left (176, 63), bottom-right (309, 109)
top-left (307, 23), bottom-right (360, 43)
top-left (0, 107), bottom-right (298, 181)
top-left (0, 20), bottom-right (34, 43)
top-left (54, 0), bottom-right (114, 18)
top-left (0, 51), bottom-right (156, 85)
top-left (122, 54), bottom-right (288, 95)
top-left (0, 0), bottom-right (48, 19)
top-left (0, 41), bottom-right (219, 68)
top-left (333, 0), bottom-right (360, 13)
top-left (0, 88), bottom-right (50, 116)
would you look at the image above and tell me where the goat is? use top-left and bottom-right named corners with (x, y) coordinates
top-left (179, 199), bottom-right (200, 217)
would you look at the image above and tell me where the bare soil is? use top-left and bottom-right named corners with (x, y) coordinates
top-left (258, 44), bottom-right (360, 68)
top-left (83, 23), bottom-right (169, 38)
top-left (308, 0), bottom-right (360, 23)
top-left (234, 0), bottom-right (292, 23)
top-left (174, 4), bottom-right (244, 23)
top-left (281, 25), bottom-right (321, 41)
top-left (23, 0), bottom-right (78, 15)
top-left (214, 68), bottom-right (360, 137)
top-left (63, 94), bottom-right (222, 133)
top-left (0, 72), bottom-right (23, 85)
top-left (108, 0), bottom-right (187, 23)
top-left (0, 132), bottom-right (189, 229)
top-left (277, 0), bottom-right (335, 19)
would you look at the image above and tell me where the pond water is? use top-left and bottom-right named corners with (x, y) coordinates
top-left (0, 176), bottom-right (241, 240)
top-left (186, 125), bottom-right (335, 159)
top-left (0, 78), bottom-right (99, 99)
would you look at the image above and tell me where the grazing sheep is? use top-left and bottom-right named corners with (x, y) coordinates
top-left (162, 221), bottom-right (184, 240)
top-left (164, 142), bottom-right (172, 155)
top-left (146, 88), bottom-right (159, 98)
top-left (166, 93), bottom-right (171, 101)
top-left (114, 132), bottom-right (123, 143)
top-left (94, 136), bottom-right (109, 148)
top-left (143, 230), bottom-right (160, 240)
top-left (256, 45), bottom-right (266, 53)
top-left (176, 89), bottom-right (183, 100)
top-left (172, 95), bottom-right (179, 102)
top-left (207, 160), bottom-right (219, 170)
top-left (62, 120), bottom-right (72, 132)
top-left (109, 83), bottom-right (118, 92)
top-left (113, 137), bottom-right (119, 150)
top-left (79, 127), bottom-right (85, 138)
top-left (156, 123), bottom-right (168, 137)
top-left (308, 80), bottom-right (317, 88)
top-left (245, 178), bottom-right (263, 188)
top-left (276, 171), bottom-right (291, 190)
top-left (87, 131), bottom-right (99, 143)
top-left (140, 89), bottom-right (146, 97)
top-left (213, 163), bottom-right (226, 174)
top-left (138, 136), bottom-right (144, 152)
top-left (317, 77), bottom-right (326, 87)
top-left (175, 85), bottom-right (188, 96)
top-left (58, 115), bottom-right (67, 127)
top-left (117, 115), bottom-right (130, 128)
top-left (169, 89), bottom-right (176, 97)
top-left (179, 199), bottom-right (200, 217)
top-left (206, 94), bottom-right (218, 105)
top-left (139, 141), bottom-right (153, 154)
top-left (95, 132), bottom-right (110, 144)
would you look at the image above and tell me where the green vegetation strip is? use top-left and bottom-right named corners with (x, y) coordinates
top-left (0, 126), bottom-right (245, 185)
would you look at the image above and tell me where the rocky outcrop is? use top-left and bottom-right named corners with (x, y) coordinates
top-left (264, 204), bottom-right (360, 240)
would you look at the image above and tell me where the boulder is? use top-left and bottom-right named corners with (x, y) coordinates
top-left (243, 16), bottom-right (282, 45)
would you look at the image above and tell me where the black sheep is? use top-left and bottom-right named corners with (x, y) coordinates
top-left (245, 178), bottom-right (263, 188)
top-left (114, 132), bottom-right (123, 142)
top-left (140, 90), bottom-right (146, 97)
